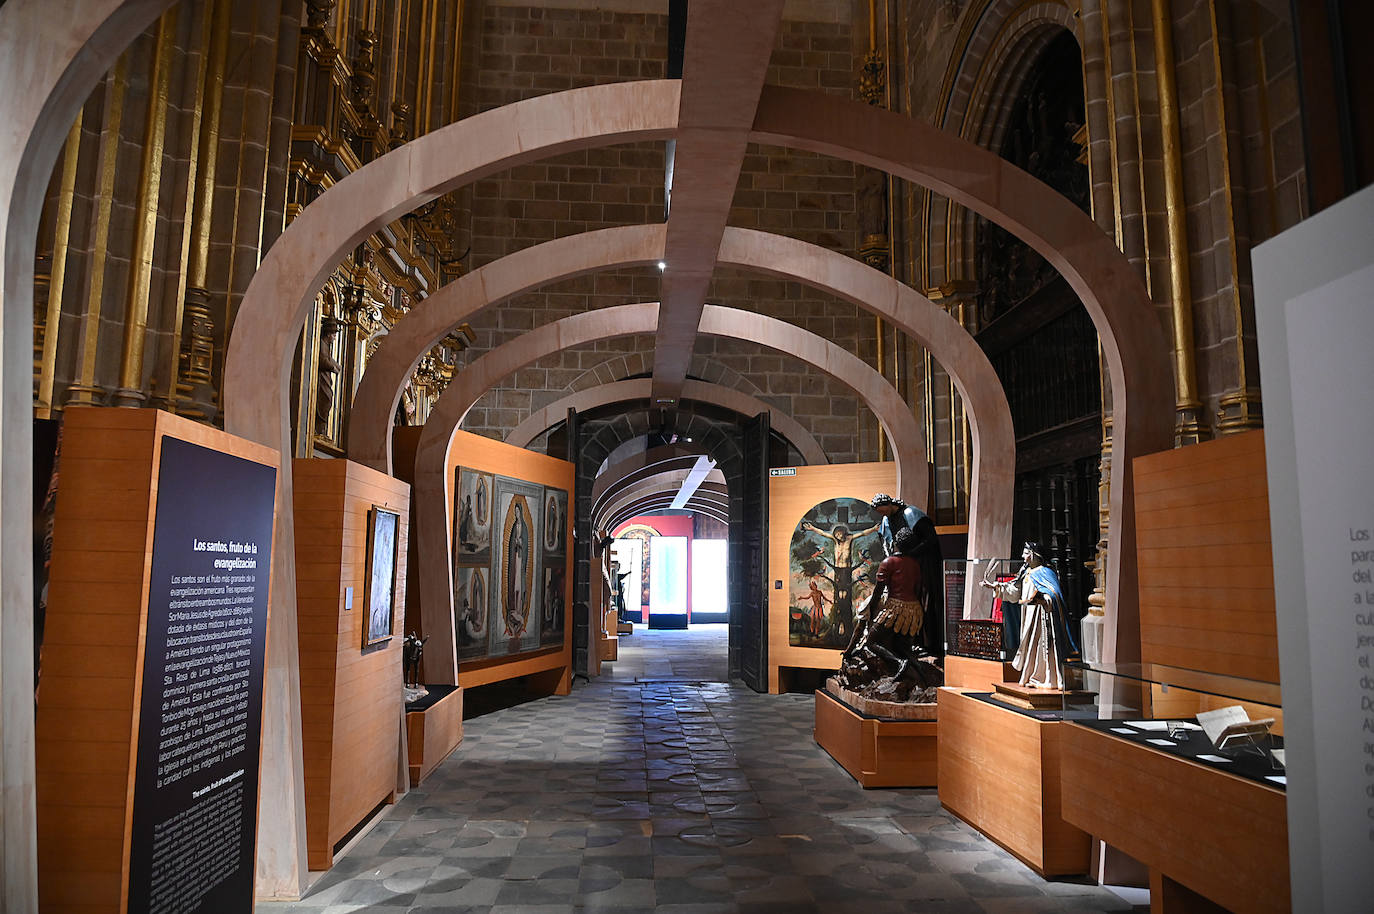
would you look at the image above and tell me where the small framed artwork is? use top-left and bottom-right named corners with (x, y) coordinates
top-left (364, 505), bottom-right (401, 648)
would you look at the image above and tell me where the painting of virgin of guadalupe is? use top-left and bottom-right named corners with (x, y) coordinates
top-left (454, 566), bottom-right (489, 660)
top-left (455, 468), bottom-right (493, 560)
top-left (489, 476), bottom-right (542, 655)
top-left (544, 488), bottom-right (567, 554)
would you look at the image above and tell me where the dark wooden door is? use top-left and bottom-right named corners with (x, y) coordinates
top-left (730, 412), bottom-right (769, 691)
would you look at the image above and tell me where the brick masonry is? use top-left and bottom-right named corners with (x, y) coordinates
top-left (453, 1), bottom-right (875, 465)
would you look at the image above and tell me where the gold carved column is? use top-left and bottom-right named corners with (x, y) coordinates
top-left (113, 9), bottom-right (178, 406)
top-left (175, 0), bottom-right (231, 422)
top-left (1151, 0), bottom-right (1207, 444)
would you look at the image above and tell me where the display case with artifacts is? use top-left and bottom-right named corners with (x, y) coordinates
top-left (943, 556), bottom-right (1021, 660)
top-left (940, 556), bottom-right (1022, 692)
top-left (1059, 661), bottom-right (1285, 789)
top-left (1056, 661), bottom-right (1289, 912)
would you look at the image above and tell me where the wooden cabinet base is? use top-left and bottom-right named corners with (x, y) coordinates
top-left (814, 690), bottom-right (938, 788)
top-left (1060, 722), bottom-right (1288, 914)
top-left (936, 688), bottom-right (1090, 877)
top-left (599, 635), bottom-right (619, 661)
top-left (406, 686), bottom-right (464, 788)
top-left (944, 655), bottom-right (1018, 692)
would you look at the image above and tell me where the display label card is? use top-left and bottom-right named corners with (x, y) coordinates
top-left (1110, 727), bottom-right (1136, 735)
top-left (1197, 755), bottom-right (1231, 764)
top-left (1124, 720), bottom-right (1168, 732)
top-left (125, 437), bottom-right (276, 914)
top-left (1146, 738), bottom-right (1176, 747)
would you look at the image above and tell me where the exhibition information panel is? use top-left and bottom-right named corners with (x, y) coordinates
top-left (127, 437), bottom-right (276, 914)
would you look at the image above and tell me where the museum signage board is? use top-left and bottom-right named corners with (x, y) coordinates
top-left (127, 437), bottom-right (276, 911)
top-left (35, 409), bottom-right (279, 913)
top-left (1254, 183), bottom-right (1374, 913)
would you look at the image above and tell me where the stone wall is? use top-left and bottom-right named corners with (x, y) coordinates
top-left (454, 0), bottom-right (875, 465)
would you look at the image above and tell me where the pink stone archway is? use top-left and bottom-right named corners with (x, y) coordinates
top-left (503, 378), bottom-right (828, 467)
top-left (411, 302), bottom-right (925, 681)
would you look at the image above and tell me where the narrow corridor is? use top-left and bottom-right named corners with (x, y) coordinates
top-left (259, 631), bottom-right (1138, 912)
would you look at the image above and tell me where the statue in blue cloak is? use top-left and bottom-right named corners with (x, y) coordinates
top-left (982, 541), bottom-right (1079, 689)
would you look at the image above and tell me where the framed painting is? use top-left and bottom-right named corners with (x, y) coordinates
top-left (543, 487), bottom-right (567, 555)
top-left (454, 468), bottom-right (493, 562)
top-left (455, 565), bottom-right (489, 661)
top-left (787, 497), bottom-right (882, 649)
top-left (489, 476), bottom-right (543, 655)
top-left (364, 505), bottom-right (401, 648)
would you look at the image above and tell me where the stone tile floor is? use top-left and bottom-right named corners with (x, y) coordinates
top-left (258, 626), bottom-right (1142, 913)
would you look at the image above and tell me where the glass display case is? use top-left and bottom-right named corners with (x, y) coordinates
top-left (1062, 661), bottom-right (1286, 790)
top-left (943, 557), bottom-right (1020, 660)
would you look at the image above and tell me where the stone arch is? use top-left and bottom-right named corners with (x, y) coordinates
top-left (217, 79), bottom-right (1164, 660)
top-left (348, 224), bottom-right (667, 471)
top-left (749, 86), bottom-right (1172, 656)
top-left (925, 1), bottom-right (1081, 289)
top-left (563, 351), bottom-right (766, 400)
top-left (603, 486), bottom-right (730, 531)
top-left (347, 224), bottom-right (1012, 563)
top-left (504, 378), bottom-right (828, 467)
top-left (411, 302), bottom-right (924, 681)
top-left (0, 0), bottom-right (194, 898)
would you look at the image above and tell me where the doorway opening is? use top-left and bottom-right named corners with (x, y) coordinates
top-left (590, 440), bottom-right (731, 681)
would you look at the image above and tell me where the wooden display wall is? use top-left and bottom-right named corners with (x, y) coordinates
top-left (1134, 430), bottom-right (1279, 683)
top-left (394, 427), bottom-right (573, 693)
top-left (292, 458), bottom-right (408, 870)
top-left (35, 408), bottom-right (279, 911)
top-left (767, 462), bottom-right (897, 693)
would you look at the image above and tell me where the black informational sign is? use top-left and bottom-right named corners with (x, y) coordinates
top-left (126, 436), bottom-right (276, 914)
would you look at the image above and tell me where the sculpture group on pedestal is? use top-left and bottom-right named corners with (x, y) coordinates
top-left (834, 493), bottom-right (946, 703)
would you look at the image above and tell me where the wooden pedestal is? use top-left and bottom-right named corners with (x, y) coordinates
top-left (936, 688), bottom-right (1090, 877)
top-left (406, 686), bottom-right (464, 787)
top-left (944, 655), bottom-right (1018, 692)
top-left (814, 690), bottom-right (938, 788)
top-left (1060, 723), bottom-right (1289, 914)
top-left (599, 635), bottom-right (619, 661)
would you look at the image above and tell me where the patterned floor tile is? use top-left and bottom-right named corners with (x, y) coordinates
top-left (255, 626), bottom-right (1143, 914)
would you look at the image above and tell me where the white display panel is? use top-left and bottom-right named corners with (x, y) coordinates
top-left (691, 539), bottom-right (728, 616)
top-left (1253, 183), bottom-right (1374, 913)
top-left (649, 536), bottom-right (688, 618)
